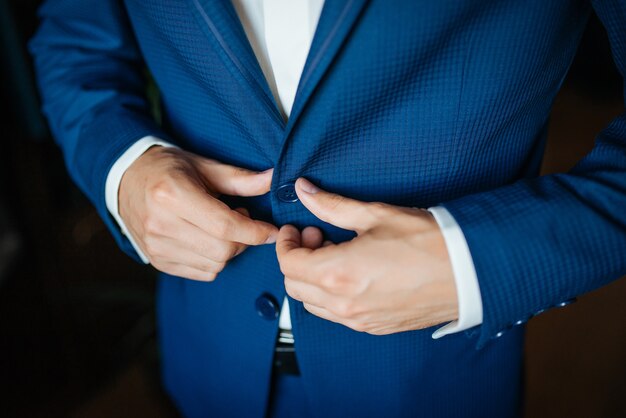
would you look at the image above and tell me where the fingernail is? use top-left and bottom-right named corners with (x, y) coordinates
top-left (297, 178), bottom-right (319, 194)
top-left (265, 232), bottom-right (277, 244)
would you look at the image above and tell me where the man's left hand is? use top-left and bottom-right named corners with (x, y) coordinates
top-left (276, 178), bottom-right (459, 335)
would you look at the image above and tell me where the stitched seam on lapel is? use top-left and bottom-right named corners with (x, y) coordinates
top-left (191, 0), bottom-right (285, 129)
top-left (274, 0), bottom-right (368, 180)
top-left (298, 0), bottom-right (355, 91)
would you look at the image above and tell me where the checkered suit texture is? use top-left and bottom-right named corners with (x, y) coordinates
top-left (30, 1), bottom-right (626, 417)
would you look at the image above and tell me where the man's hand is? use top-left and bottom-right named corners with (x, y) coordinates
top-left (119, 146), bottom-right (278, 281)
top-left (276, 178), bottom-right (459, 335)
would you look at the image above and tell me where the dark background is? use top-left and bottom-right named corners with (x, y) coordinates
top-left (1, 1), bottom-right (625, 417)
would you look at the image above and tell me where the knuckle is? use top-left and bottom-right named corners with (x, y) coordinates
top-left (335, 300), bottom-right (357, 318)
top-left (143, 215), bottom-right (163, 236)
top-left (225, 243), bottom-right (239, 259)
top-left (213, 244), bottom-right (235, 262)
top-left (252, 227), bottom-right (272, 245)
top-left (320, 272), bottom-right (340, 290)
top-left (192, 259), bottom-right (211, 272)
top-left (321, 269), bottom-right (351, 293)
top-left (149, 179), bottom-right (177, 204)
top-left (284, 280), bottom-right (300, 300)
top-left (365, 201), bottom-right (390, 225)
top-left (210, 262), bottom-right (226, 273)
top-left (211, 250), bottom-right (228, 263)
top-left (349, 320), bottom-right (369, 333)
top-left (368, 201), bottom-right (389, 216)
top-left (212, 218), bottom-right (235, 239)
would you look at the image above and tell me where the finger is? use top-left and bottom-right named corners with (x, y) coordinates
top-left (146, 216), bottom-right (248, 263)
top-left (322, 240), bottom-right (333, 247)
top-left (232, 207), bottom-right (256, 252)
top-left (275, 224), bottom-right (305, 255)
top-left (151, 235), bottom-right (241, 268)
top-left (153, 253), bottom-right (224, 275)
top-left (302, 303), bottom-right (345, 326)
top-left (195, 158), bottom-right (274, 197)
top-left (153, 261), bottom-right (219, 282)
top-left (303, 303), bottom-right (372, 333)
top-left (232, 208), bottom-right (256, 254)
top-left (295, 178), bottom-right (378, 233)
top-left (276, 225), bottom-right (335, 282)
top-left (284, 276), bottom-right (338, 308)
top-left (176, 186), bottom-right (278, 245)
top-left (301, 226), bottom-right (323, 249)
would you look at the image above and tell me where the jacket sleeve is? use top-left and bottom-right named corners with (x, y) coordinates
top-left (441, 0), bottom-right (626, 348)
top-left (29, 0), bottom-right (172, 263)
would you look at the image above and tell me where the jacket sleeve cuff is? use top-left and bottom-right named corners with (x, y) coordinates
top-left (427, 206), bottom-right (484, 339)
top-left (104, 135), bottom-right (178, 264)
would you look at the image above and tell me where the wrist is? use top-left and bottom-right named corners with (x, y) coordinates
top-left (409, 209), bottom-right (460, 323)
top-left (431, 225), bottom-right (460, 323)
top-left (119, 145), bottom-right (169, 210)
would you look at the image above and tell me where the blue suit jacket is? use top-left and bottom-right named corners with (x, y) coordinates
top-left (30, 1), bottom-right (626, 417)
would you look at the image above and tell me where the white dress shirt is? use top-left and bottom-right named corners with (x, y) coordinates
top-left (104, 0), bottom-right (483, 339)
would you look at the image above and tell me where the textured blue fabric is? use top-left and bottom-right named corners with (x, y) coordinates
top-left (29, 1), bottom-right (626, 417)
top-left (266, 373), bottom-right (313, 418)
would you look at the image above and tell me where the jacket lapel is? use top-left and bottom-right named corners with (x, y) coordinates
top-left (189, 0), bottom-right (370, 151)
top-left (285, 0), bottom-right (370, 136)
top-left (190, 0), bottom-right (285, 131)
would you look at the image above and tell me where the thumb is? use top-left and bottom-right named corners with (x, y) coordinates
top-left (295, 178), bottom-right (378, 233)
top-left (196, 158), bottom-right (274, 197)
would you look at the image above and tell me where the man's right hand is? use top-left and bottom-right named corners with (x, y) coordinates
top-left (118, 146), bottom-right (277, 281)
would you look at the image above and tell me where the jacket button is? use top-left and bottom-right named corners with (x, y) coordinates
top-left (276, 183), bottom-right (298, 203)
top-left (255, 293), bottom-right (279, 320)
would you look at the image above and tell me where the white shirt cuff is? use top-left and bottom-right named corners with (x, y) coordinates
top-left (428, 206), bottom-right (483, 338)
top-left (104, 136), bottom-right (177, 264)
